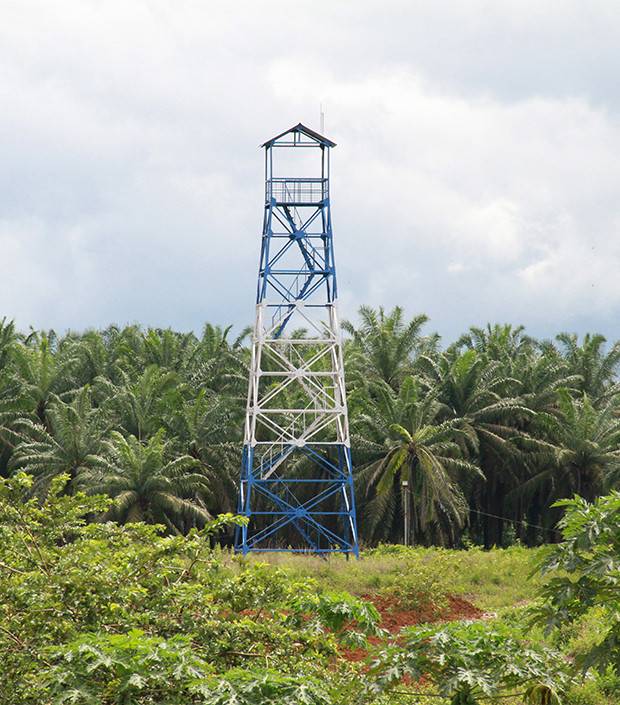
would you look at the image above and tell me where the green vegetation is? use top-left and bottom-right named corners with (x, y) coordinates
top-left (2, 309), bottom-right (620, 549)
top-left (2, 471), bottom-right (619, 704)
top-left (261, 544), bottom-right (542, 611)
top-left (2, 308), bottom-right (620, 702)
top-left (0, 473), bottom-right (377, 704)
top-left (535, 492), bottom-right (620, 672)
top-left (372, 621), bottom-right (569, 705)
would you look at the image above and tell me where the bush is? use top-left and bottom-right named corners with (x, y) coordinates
top-left (383, 556), bottom-right (451, 616)
top-left (370, 619), bottom-right (571, 705)
top-left (0, 473), bottom-right (378, 705)
top-left (535, 492), bottom-right (620, 672)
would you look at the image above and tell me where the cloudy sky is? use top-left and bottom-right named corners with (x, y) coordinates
top-left (2, 1), bottom-right (620, 342)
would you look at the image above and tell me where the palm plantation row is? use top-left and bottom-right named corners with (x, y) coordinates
top-left (1, 306), bottom-right (619, 548)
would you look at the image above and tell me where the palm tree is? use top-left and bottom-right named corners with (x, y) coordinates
top-left (142, 328), bottom-right (197, 372)
top-left (64, 329), bottom-right (125, 388)
top-left (81, 430), bottom-right (211, 532)
top-left (99, 365), bottom-right (180, 441)
top-left (418, 349), bottom-right (531, 547)
top-left (101, 324), bottom-right (146, 375)
top-left (343, 306), bottom-right (432, 389)
top-left (0, 318), bottom-right (17, 372)
top-left (456, 324), bottom-right (534, 366)
top-left (555, 332), bottom-right (620, 404)
top-left (0, 320), bottom-right (26, 478)
top-left (521, 390), bottom-right (620, 506)
top-left (504, 348), bottom-right (581, 543)
top-left (352, 376), bottom-right (479, 545)
top-left (12, 333), bottom-right (78, 423)
top-left (9, 386), bottom-right (107, 495)
top-left (165, 389), bottom-right (241, 515)
top-left (187, 323), bottom-right (250, 394)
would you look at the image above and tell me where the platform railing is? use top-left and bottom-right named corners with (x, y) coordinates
top-left (267, 178), bottom-right (327, 204)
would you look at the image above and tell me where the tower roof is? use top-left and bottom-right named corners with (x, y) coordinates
top-left (261, 122), bottom-right (336, 148)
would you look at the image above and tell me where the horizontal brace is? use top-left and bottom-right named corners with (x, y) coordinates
top-left (264, 302), bottom-right (333, 307)
top-left (261, 338), bottom-right (336, 344)
top-left (272, 199), bottom-right (324, 203)
top-left (248, 478), bottom-right (347, 484)
top-left (253, 408), bottom-right (343, 414)
top-left (247, 512), bottom-right (353, 516)
top-left (258, 371), bottom-right (338, 377)
top-left (268, 234), bottom-right (329, 239)
top-left (263, 269), bottom-right (331, 275)
top-left (267, 143), bottom-right (323, 148)
top-left (270, 178), bottom-right (326, 182)
top-left (243, 548), bottom-right (356, 554)
top-left (252, 441), bottom-right (348, 446)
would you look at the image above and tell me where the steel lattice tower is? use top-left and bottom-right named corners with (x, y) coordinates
top-left (235, 123), bottom-right (359, 555)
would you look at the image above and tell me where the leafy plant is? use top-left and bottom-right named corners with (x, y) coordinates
top-left (370, 620), bottom-right (570, 705)
top-left (535, 491), bottom-right (620, 672)
top-left (383, 558), bottom-right (450, 616)
top-left (0, 474), bottom-right (373, 705)
top-left (46, 630), bottom-right (213, 704)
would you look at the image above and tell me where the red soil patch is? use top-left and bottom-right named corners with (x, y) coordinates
top-left (339, 637), bottom-right (381, 664)
top-left (366, 593), bottom-right (483, 633)
top-left (339, 593), bottom-right (484, 663)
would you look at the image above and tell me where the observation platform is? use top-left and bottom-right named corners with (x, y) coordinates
top-left (266, 178), bottom-right (328, 206)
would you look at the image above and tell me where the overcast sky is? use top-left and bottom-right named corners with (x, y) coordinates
top-left (2, 1), bottom-right (620, 342)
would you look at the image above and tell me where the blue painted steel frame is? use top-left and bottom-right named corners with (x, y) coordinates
top-left (235, 125), bottom-right (359, 556)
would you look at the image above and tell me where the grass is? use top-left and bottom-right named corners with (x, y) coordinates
top-left (253, 544), bottom-right (544, 611)
top-left (242, 544), bottom-right (616, 705)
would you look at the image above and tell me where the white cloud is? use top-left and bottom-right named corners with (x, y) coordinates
top-left (1, 1), bottom-right (620, 341)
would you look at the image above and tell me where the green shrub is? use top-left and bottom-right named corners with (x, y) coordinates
top-left (565, 678), bottom-right (612, 705)
top-left (535, 493), bottom-right (620, 672)
top-left (383, 557), bottom-right (451, 616)
top-left (370, 620), bottom-right (571, 705)
top-left (0, 473), bottom-right (377, 705)
top-left (44, 631), bottom-right (335, 705)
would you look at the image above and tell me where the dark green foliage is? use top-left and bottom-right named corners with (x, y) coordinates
top-left (80, 430), bottom-right (212, 531)
top-left (0, 309), bottom-right (620, 546)
top-left (352, 375), bottom-right (479, 545)
top-left (3, 471), bottom-right (619, 704)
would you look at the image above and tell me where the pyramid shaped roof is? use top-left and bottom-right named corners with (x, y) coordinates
top-left (261, 122), bottom-right (336, 148)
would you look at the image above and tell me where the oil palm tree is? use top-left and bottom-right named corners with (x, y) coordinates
top-left (12, 334), bottom-right (78, 423)
top-left (418, 349), bottom-right (531, 547)
top-left (9, 386), bottom-right (108, 495)
top-left (99, 365), bottom-right (181, 441)
top-left (165, 389), bottom-right (241, 515)
top-left (63, 329), bottom-right (126, 388)
top-left (353, 376), bottom-right (480, 545)
top-left (142, 328), bottom-right (198, 372)
top-left (187, 323), bottom-right (250, 394)
top-left (505, 349), bottom-right (581, 543)
top-left (81, 430), bottom-right (211, 532)
top-left (0, 319), bottom-right (27, 475)
top-left (555, 332), bottom-right (620, 404)
top-left (0, 318), bottom-right (17, 372)
top-left (522, 390), bottom-right (620, 502)
top-left (456, 323), bottom-right (534, 366)
top-left (343, 306), bottom-right (432, 390)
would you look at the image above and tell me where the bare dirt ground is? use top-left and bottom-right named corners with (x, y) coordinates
top-left (340, 592), bottom-right (484, 663)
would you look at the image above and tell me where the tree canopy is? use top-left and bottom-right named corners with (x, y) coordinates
top-left (1, 308), bottom-right (620, 548)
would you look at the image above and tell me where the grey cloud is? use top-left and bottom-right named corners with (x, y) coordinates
top-left (1, 1), bottom-right (620, 341)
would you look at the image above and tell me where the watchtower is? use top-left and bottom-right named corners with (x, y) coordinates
top-left (235, 123), bottom-right (359, 555)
